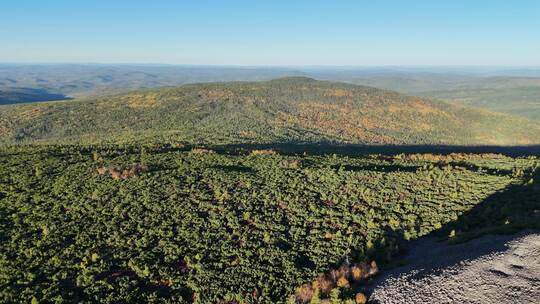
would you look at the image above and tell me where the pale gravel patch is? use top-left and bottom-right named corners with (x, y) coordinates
top-left (367, 232), bottom-right (540, 304)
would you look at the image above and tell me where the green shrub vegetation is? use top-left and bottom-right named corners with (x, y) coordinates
top-left (1, 78), bottom-right (539, 303)
top-left (1, 143), bottom-right (538, 303)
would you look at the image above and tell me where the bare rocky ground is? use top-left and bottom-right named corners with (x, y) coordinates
top-left (367, 231), bottom-right (540, 304)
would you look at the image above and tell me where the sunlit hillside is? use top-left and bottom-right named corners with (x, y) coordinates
top-left (1, 77), bottom-right (539, 146)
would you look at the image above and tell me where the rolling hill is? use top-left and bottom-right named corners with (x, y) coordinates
top-left (0, 64), bottom-right (302, 101)
top-left (3, 64), bottom-right (540, 121)
top-left (416, 85), bottom-right (540, 120)
top-left (0, 77), bottom-right (539, 145)
top-left (311, 70), bottom-right (540, 120)
top-left (1, 77), bottom-right (540, 303)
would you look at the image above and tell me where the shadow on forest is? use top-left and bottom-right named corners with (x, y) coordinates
top-left (438, 167), bottom-right (539, 240)
top-left (11, 142), bottom-right (537, 159)
top-left (207, 142), bottom-right (540, 157)
top-left (331, 163), bottom-right (421, 173)
top-left (364, 167), bottom-right (540, 298)
top-left (210, 164), bottom-right (255, 173)
top-left (446, 160), bottom-right (516, 177)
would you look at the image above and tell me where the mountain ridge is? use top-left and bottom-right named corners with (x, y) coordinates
top-left (0, 77), bottom-right (539, 145)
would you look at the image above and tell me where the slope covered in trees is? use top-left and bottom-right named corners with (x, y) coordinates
top-left (1, 77), bottom-right (539, 146)
top-left (1, 78), bottom-right (539, 303)
top-left (3, 64), bottom-right (540, 121)
top-left (1, 144), bottom-right (538, 303)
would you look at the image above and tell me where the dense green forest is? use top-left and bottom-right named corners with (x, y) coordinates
top-left (1, 77), bottom-right (539, 303)
top-left (1, 78), bottom-right (539, 146)
top-left (1, 143), bottom-right (538, 303)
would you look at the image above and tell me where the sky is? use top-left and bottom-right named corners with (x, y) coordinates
top-left (1, 0), bottom-right (539, 66)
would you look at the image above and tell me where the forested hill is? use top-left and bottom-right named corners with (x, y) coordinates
top-left (0, 77), bottom-right (539, 145)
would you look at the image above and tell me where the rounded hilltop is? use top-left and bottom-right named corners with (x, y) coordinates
top-left (0, 78), bottom-right (539, 146)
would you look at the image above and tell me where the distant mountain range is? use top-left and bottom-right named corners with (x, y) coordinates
top-left (0, 64), bottom-right (304, 98)
top-left (1, 77), bottom-right (538, 146)
top-left (1, 64), bottom-right (540, 120)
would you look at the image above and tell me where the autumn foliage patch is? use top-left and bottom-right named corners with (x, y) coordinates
top-left (96, 163), bottom-right (149, 180)
top-left (294, 261), bottom-right (378, 303)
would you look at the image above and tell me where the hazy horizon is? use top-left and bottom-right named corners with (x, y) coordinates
top-left (2, 63), bottom-right (540, 68)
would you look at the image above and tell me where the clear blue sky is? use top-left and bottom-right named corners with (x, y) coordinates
top-left (1, 0), bottom-right (539, 66)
